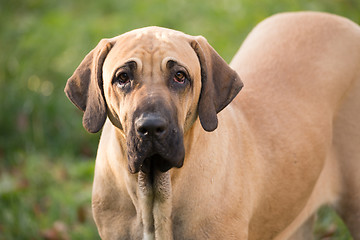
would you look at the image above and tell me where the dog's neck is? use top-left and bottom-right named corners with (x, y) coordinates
top-left (137, 170), bottom-right (173, 240)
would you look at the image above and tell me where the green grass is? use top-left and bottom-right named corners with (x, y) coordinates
top-left (1, 0), bottom-right (359, 239)
top-left (314, 206), bottom-right (352, 240)
top-left (0, 153), bottom-right (98, 240)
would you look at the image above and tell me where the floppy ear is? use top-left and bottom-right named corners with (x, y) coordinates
top-left (191, 36), bottom-right (243, 132)
top-left (64, 39), bottom-right (113, 133)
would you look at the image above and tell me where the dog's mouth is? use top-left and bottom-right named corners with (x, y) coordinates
top-left (128, 149), bottom-right (184, 175)
top-left (140, 154), bottom-right (175, 174)
top-left (138, 154), bottom-right (174, 188)
top-left (140, 154), bottom-right (172, 174)
top-left (127, 128), bottom-right (185, 174)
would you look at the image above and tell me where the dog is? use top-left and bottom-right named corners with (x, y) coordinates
top-left (65, 11), bottom-right (360, 239)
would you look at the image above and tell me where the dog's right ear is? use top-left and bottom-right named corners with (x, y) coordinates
top-left (65, 39), bottom-right (114, 133)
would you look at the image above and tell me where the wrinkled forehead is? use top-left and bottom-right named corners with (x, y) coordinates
top-left (104, 27), bottom-right (200, 74)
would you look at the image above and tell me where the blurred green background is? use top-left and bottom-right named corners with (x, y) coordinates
top-left (0, 0), bottom-right (359, 239)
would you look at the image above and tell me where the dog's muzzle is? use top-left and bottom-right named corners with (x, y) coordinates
top-left (127, 112), bottom-right (185, 174)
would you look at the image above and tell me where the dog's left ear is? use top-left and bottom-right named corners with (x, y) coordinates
top-left (65, 39), bottom-right (114, 133)
top-left (191, 36), bottom-right (243, 132)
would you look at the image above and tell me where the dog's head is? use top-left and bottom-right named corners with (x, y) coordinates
top-left (65, 27), bottom-right (243, 174)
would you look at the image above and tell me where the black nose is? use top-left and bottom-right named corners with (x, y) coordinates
top-left (135, 114), bottom-right (168, 138)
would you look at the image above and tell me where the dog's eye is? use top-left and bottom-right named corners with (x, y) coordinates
top-left (173, 71), bottom-right (187, 84)
top-left (114, 72), bottom-right (130, 85)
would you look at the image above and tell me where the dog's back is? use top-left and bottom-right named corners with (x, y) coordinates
top-left (230, 11), bottom-right (360, 239)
